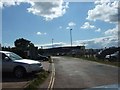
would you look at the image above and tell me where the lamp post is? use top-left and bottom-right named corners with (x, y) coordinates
top-left (70, 29), bottom-right (72, 47)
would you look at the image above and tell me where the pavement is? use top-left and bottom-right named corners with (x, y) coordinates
top-left (2, 61), bottom-right (50, 89)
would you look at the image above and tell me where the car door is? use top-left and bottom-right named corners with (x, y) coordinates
top-left (2, 53), bottom-right (14, 72)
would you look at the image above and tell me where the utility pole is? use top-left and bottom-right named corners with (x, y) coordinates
top-left (70, 29), bottom-right (72, 47)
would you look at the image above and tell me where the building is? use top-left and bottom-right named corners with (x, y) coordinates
top-left (39, 46), bottom-right (85, 56)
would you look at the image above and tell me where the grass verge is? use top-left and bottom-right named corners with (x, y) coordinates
top-left (24, 70), bottom-right (50, 90)
top-left (48, 56), bottom-right (53, 63)
top-left (64, 56), bottom-right (120, 67)
top-left (79, 56), bottom-right (120, 67)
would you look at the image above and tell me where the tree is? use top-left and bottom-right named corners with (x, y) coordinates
top-left (14, 38), bottom-right (30, 49)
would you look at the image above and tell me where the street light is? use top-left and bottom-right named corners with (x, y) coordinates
top-left (70, 29), bottom-right (72, 47)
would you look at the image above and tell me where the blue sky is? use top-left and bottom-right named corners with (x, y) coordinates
top-left (1, 0), bottom-right (119, 49)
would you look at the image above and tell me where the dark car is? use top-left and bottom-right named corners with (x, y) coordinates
top-left (37, 54), bottom-right (49, 61)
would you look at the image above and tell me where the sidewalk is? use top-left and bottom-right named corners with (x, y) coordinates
top-left (38, 61), bottom-right (52, 89)
top-left (41, 61), bottom-right (50, 71)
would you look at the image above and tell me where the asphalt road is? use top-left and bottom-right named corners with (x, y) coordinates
top-left (53, 56), bottom-right (119, 89)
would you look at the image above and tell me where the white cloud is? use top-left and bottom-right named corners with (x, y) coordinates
top-left (104, 25), bottom-right (118, 35)
top-left (81, 22), bottom-right (95, 29)
top-left (1, 0), bottom-right (69, 21)
top-left (0, 0), bottom-right (32, 8)
top-left (66, 27), bottom-right (70, 30)
top-left (27, 1), bottom-right (69, 21)
top-left (73, 35), bottom-right (118, 49)
top-left (59, 26), bottom-right (62, 29)
top-left (36, 32), bottom-right (47, 35)
top-left (37, 32), bottom-right (42, 35)
top-left (0, 2), bottom-right (3, 8)
top-left (36, 35), bottom-right (118, 49)
top-left (3, 43), bottom-right (14, 47)
top-left (68, 22), bottom-right (76, 27)
top-left (36, 42), bottom-right (67, 49)
top-left (66, 21), bottom-right (76, 30)
top-left (43, 32), bottom-right (47, 35)
top-left (95, 28), bottom-right (101, 32)
top-left (87, 0), bottom-right (119, 23)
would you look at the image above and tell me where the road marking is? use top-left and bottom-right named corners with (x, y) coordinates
top-left (51, 71), bottom-right (55, 89)
top-left (47, 59), bottom-right (55, 90)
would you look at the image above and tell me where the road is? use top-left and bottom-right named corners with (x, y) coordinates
top-left (53, 56), bottom-right (119, 89)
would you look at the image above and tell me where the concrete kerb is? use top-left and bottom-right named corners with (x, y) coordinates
top-left (23, 60), bottom-right (53, 89)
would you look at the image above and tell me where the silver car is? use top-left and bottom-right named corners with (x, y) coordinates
top-left (0, 51), bottom-right (43, 78)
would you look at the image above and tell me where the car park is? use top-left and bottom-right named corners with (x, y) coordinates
top-left (0, 51), bottom-right (43, 78)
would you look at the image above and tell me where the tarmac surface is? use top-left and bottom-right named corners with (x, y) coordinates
top-left (52, 56), bottom-right (119, 89)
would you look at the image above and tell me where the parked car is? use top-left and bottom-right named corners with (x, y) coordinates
top-left (96, 47), bottom-right (119, 60)
top-left (105, 54), bottom-right (111, 60)
top-left (105, 51), bottom-right (119, 61)
top-left (0, 51), bottom-right (43, 78)
top-left (36, 54), bottom-right (49, 61)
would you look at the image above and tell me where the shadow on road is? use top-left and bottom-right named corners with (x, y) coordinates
top-left (2, 72), bottom-right (36, 82)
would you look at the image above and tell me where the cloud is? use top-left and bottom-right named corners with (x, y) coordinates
top-left (36, 32), bottom-right (47, 35)
top-left (0, 0), bottom-right (32, 8)
top-left (66, 21), bottom-right (76, 30)
top-left (73, 35), bottom-right (118, 49)
top-left (36, 42), bottom-right (67, 49)
top-left (87, 0), bottom-right (119, 23)
top-left (36, 35), bottom-right (118, 49)
top-left (1, 0), bottom-right (69, 21)
top-left (59, 26), bottom-right (62, 29)
top-left (68, 22), bottom-right (76, 27)
top-left (104, 25), bottom-right (118, 35)
top-left (0, 2), bottom-right (3, 8)
top-left (3, 43), bottom-right (14, 47)
top-left (66, 27), bottom-right (70, 30)
top-left (80, 22), bottom-right (95, 29)
top-left (95, 28), bottom-right (101, 32)
top-left (27, 1), bottom-right (69, 21)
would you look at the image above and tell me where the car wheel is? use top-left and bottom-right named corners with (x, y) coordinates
top-left (14, 67), bottom-right (26, 78)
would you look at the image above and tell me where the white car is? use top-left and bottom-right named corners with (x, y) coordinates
top-left (0, 51), bottom-right (43, 78)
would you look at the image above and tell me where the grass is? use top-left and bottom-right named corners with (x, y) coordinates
top-left (49, 58), bottom-right (53, 63)
top-left (64, 55), bottom-right (120, 67)
top-left (48, 56), bottom-right (53, 63)
top-left (80, 56), bottom-right (120, 67)
top-left (24, 70), bottom-right (50, 90)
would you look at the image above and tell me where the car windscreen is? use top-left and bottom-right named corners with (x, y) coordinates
top-left (5, 52), bottom-right (23, 60)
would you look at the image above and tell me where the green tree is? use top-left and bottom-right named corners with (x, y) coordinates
top-left (14, 38), bottom-right (31, 49)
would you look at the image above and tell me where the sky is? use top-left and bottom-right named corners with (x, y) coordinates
top-left (1, 0), bottom-right (119, 49)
